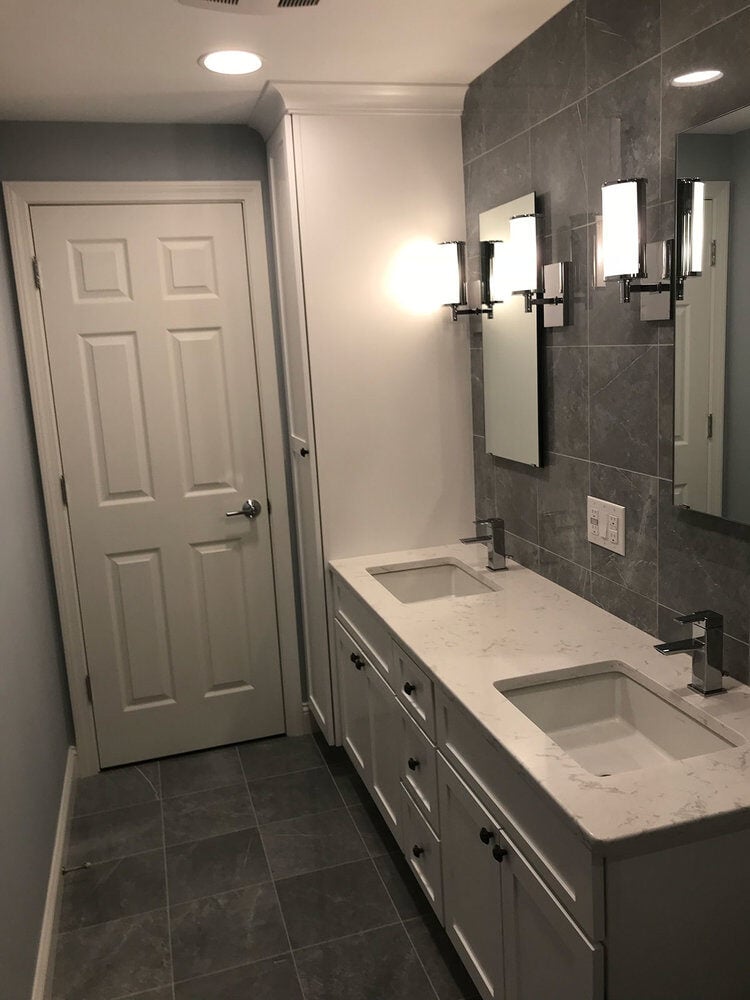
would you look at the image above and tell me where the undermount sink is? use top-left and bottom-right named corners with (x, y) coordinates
top-left (497, 664), bottom-right (741, 777)
top-left (368, 558), bottom-right (498, 604)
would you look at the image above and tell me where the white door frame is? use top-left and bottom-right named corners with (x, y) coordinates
top-left (4, 180), bottom-right (306, 776)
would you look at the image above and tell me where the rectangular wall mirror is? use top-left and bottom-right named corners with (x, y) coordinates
top-left (480, 192), bottom-right (541, 467)
top-left (674, 106), bottom-right (750, 524)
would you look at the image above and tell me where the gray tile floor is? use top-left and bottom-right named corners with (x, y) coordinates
top-left (53, 731), bottom-right (479, 1000)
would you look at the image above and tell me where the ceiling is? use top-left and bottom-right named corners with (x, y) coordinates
top-left (0, 0), bottom-right (567, 126)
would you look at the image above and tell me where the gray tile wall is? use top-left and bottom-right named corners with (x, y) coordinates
top-left (463, 0), bottom-right (750, 682)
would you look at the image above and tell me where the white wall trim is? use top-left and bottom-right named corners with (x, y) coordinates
top-left (253, 81), bottom-right (468, 139)
top-left (3, 180), bottom-right (307, 774)
top-left (31, 747), bottom-right (77, 1000)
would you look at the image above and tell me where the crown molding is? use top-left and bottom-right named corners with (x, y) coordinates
top-left (251, 80), bottom-right (467, 139)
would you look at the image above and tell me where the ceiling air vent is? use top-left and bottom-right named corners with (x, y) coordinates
top-left (178, 0), bottom-right (319, 10)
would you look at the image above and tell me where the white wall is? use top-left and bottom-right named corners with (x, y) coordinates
top-left (293, 113), bottom-right (474, 560)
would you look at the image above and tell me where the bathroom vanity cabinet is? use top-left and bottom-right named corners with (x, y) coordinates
top-left (330, 553), bottom-right (750, 1000)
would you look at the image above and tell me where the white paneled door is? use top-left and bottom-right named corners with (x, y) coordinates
top-left (31, 202), bottom-right (285, 766)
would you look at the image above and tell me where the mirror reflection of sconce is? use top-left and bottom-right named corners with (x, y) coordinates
top-left (508, 214), bottom-right (571, 326)
top-left (675, 178), bottom-right (705, 301)
top-left (601, 178), bottom-right (673, 310)
top-left (442, 218), bottom-right (571, 327)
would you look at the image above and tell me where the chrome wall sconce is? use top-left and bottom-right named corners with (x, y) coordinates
top-left (675, 178), bottom-right (705, 300)
top-left (441, 225), bottom-right (571, 327)
top-left (601, 178), bottom-right (672, 306)
top-left (439, 241), bottom-right (496, 321)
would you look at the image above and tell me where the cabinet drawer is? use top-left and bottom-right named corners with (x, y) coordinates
top-left (436, 689), bottom-right (604, 941)
top-left (332, 575), bottom-right (394, 686)
top-left (395, 642), bottom-right (435, 739)
top-left (399, 707), bottom-right (439, 835)
top-left (401, 784), bottom-right (443, 923)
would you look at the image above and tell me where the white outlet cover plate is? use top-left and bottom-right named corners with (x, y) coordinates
top-left (587, 495), bottom-right (626, 556)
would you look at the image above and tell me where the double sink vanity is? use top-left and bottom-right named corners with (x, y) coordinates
top-left (329, 543), bottom-right (750, 1000)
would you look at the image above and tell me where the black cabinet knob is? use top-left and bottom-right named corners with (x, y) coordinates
top-left (479, 827), bottom-right (494, 845)
top-left (403, 681), bottom-right (417, 696)
top-left (349, 652), bottom-right (364, 670)
top-left (492, 844), bottom-right (508, 863)
top-left (407, 757), bottom-right (420, 771)
top-left (300, 448), bottom-right (309, 457)
top-left (412, 845), bottom-right (425, 859)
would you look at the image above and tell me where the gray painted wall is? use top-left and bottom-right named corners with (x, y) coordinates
top-left (0, 121), bottom-right (272, 999)
top-left (463, 0), bottom-right (750, 683)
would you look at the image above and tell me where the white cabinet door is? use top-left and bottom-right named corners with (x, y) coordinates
top-left (502, 843), bottom-right (603, 1000)
top-left (438, 756), bottom-right (506, 1000)
top-left (367, 664), bottom-right (402, 843)
top-left (268, 121), bottom-right (334, 741)
top-left (334, 620), bottom-right (371, 782)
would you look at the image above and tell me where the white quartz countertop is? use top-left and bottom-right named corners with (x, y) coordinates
top-left (330, 543), bottom-right (750, 857)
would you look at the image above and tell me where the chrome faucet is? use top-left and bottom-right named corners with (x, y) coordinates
top-left (460, 517), bottom-right (507, 572)
top-left (654, 610), bottom-right (725, 696)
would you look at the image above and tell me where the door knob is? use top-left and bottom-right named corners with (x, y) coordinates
top-left (300, 447), bottom-right (309, 457)
top-left (226, 499), bottom-right (262, 519)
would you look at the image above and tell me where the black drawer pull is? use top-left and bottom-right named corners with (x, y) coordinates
top-left (479, 827), bottom-right (494, 845)
top-left (403, 681), bottom-right (417, 696)
top-left (492, 844), bottom-right (508, 863)
top-left (349, 652), bottom-right (364, 670)
top-left (407, 757), bottom-right (420, 771)
top-left (412, 845), bottom-right (425, 859)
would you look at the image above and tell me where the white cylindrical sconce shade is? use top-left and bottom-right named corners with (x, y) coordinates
top-left (510, 214), bottom-right (540, 292)
top-left (437, 241), bottom-right (467, 306)
top-left (601, 179), bottom-right (646, 279)
top-left (481, 240), bottom-right (512, 304)
top-left (677, 178), bottom-right (705, 276)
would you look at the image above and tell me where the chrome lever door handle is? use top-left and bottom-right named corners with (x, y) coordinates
top-left (226, 499), bottom-right (262, 519)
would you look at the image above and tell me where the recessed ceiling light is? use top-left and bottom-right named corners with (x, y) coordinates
top-left (671, 69), bottom-right (723, 87)
top-left (199, 50), bottom-right (263, 75)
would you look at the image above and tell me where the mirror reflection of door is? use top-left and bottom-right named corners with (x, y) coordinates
top-left (674, 181), bottom-right (730, 516)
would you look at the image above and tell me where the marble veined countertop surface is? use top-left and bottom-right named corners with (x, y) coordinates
top-left (330, 543), bottom-right (750, 857)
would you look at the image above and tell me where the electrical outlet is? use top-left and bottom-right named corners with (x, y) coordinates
top-left (587, 496), bottom-right (625, 556)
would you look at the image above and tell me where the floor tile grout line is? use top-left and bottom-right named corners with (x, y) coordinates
top-left (170, 948), bottom-right (297, 988)
top-left (367, 845), bottom-right (442, 1000)
top-left (313, 733), bottom-right (435, 982)
top-left (243, 761), bottom-right (332, 786)
top-left (65, 843), bottom-right (167, 869)
top-left (157, 760), bottom-right (177, 1000)
top-left (71, 796), bottom-right (163, 821)
top-left (238, 748), bottom-right (310, 1000)
top-left (289, 917), bottom-right (406, 956)
top-left (56, 904), bottom-right (171, 939)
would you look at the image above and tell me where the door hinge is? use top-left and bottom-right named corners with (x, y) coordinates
top-left (60, 474), bottom-right (68, 507)
top-left (710, 240), bottom-right (717, 267)
top-left (707, 413), bottom-right (714, 440)
top-left (32, 256), bottom-right (41, 289)
top-left (85, 675), bottom-right (93, 703)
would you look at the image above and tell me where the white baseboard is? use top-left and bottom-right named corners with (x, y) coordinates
top-left (32, 747), bottom-right (77, 1000)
